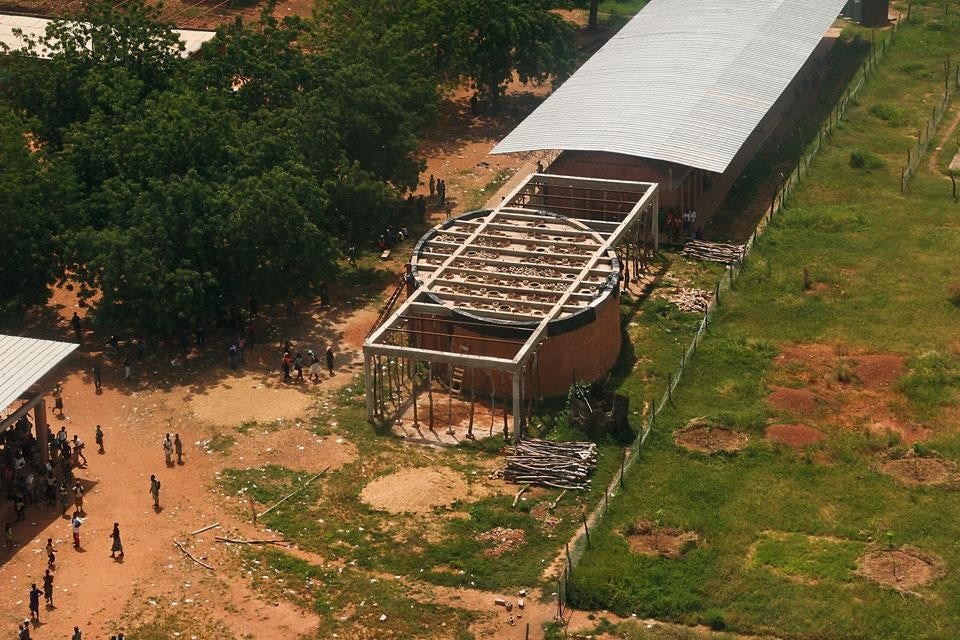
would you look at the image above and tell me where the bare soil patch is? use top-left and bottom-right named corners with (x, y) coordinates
top-left (767, 386), bottom-right (820, 416)
top-left (769, 344), bottom-right (925, 443)
top-left (674, 420), bottom-right (749, 454)
top-left (854, 354), bottom-right (905, 387)
top-left (624, 520), bottom-right (699, 558)
top-left (359, 466), bottom-right (472, 514)
top-left (878, 456), bottom-right (958, 487)
top-left (476, 527), bottom-right (526, 558)
top-left (222, 426), bottom-right (358, 474)
top-left (856, 546), bottom-right (945, 592)
top-left (766, 423), bottom-right (824, 448)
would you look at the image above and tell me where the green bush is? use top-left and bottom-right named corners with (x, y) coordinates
top-left (849, 149), bottom-right (885, 170)
top-left (948, 282), bottom-right (960, 307)
top-left (867, 103), bottom-right (906, 125)
top-left (896, 351), bottom-right (960, 414)
top-left (702, 608), bottom-right (727, 631)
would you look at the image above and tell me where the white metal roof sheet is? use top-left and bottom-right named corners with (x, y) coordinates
top-left (0, 13), bottom-right (215, 58)
top-left (492, 0), bottom-right (847, 173)
top-left (0, 335), bottom-right (78, 413)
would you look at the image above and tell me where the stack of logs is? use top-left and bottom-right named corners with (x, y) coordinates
top-left (502, 439), bottom-right (598, 490)
top-left (681, 240), bottom-right (745, 264)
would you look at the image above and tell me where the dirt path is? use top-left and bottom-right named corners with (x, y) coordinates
top-left (926, 102), bottom-right (960, 178)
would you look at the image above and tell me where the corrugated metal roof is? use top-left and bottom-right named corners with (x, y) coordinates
top-left (0, 335), bottom-right (78, 413)
top-left (492, 0), bottom-right (847, 174)
top-left (0, 13), bottom-right (215, 58)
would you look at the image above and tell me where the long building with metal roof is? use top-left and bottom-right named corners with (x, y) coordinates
top-left (492, 0), bottom-right (847, 174)
top-left (0, 12), bottom-right (215, 58)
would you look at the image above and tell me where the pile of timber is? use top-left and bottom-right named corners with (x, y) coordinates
top-left (502, 439), bottom-right (598, 490)
top-left (681, 240), bottom-right (745, 264)
top-left (665, 288), bottom-right (711, 313)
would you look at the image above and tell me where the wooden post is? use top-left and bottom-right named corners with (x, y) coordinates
top-left (582, 513), bottom-right (590, 548)
top-left (620, 448), bottom-right (626, 489)
top-left (427, 362), bottom-right (434, 431)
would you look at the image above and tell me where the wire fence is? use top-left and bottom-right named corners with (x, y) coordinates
top-left (558, 15), bottom-right (908, 614)
top-left (901, 71), bottom-right (957, 194)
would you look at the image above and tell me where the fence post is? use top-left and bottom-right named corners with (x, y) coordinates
top-left (582, 513), bottom-right (591, 548)
top-left (620, 448), bottom-right (626, 489)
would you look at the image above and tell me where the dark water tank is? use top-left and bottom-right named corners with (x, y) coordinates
top-left (844, 0), bottom-right (889, 27)
top-left (862, 0), bottom-right (890, 27)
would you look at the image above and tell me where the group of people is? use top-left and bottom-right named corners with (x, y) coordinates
top-left (281, 343), bottom-right (336, 383)
top-left (659, 207), bottom-right (701, 244)
top-left (428, 174), bottom-right (447, 205)
top-left (376, 227), bottom-right (408, 252)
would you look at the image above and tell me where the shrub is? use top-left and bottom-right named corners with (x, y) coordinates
top-left (702, 608), bottom-right (727, 631)
top-left (849, 150), bottom-right (885, 170)
top-left (868, 104), bottom-right (906, 125)
top-left (896, 351), bottom-right (960, 414)
top-left (948, 282), bottom-right (960, 308)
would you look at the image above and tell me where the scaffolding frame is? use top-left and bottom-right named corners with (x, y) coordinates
top-left (363, 174), bottom-right (659, 439)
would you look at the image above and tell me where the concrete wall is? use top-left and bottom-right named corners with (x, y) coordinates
top-left (413, 291), bottom-right (621, 399)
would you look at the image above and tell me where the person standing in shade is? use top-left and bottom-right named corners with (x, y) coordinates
top-left (28, 583), bottom-right (41, 620)
top-left (95, 425), bottom-right (104, 454)
top-left (71, 513), bottom-right (83, 547)
top-left (149, 475), bottom-right (161, 509)
top-left (110, 522), bottom-right (124, 559)
top-left (71, 312), bottom-right (82, 342)
top-left (326, 345), bottom-right (335, 377)
top-left (428, 174), bottom-right (435, 199)
top-left (42, 569), bottom-right (53, 607)
top-left (174, 434), bottom-right (183, 465)
top-left (92, 365), bottom-right (102, 393)
top-left (308, 350), bottom-right (321, 382)
top-left (72, 626), bottom-right (82, 640)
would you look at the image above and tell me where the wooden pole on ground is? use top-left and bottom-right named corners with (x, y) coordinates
top-left (258, 466), bottom-right (330, 518)
top-left (173, 538), bottom-right (214, 571)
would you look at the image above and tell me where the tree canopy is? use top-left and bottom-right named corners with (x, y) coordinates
top-left (0, 0), bottom-right (576, 332)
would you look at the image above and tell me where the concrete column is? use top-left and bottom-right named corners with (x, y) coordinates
top-left (364, 355), bottom-right (374, 421)
top-left (34, 400), bottom-right (48, 464)
top-left (653, 191), bottom-right (660, 250)
top-left (512, 372), bottom-right (522, 442)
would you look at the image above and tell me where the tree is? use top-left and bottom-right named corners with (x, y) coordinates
top-left (439, 0), bottom-right (576, 110)
top-left (0, 110), bottom-right (76, 320)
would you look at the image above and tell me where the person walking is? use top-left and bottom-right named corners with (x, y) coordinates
top-left (92, 365), bottom-right (102, 393)
top-left (110, 522), bottom-right (124, 559)
top-left (149, 475), bottom-right (161, 509)
top-left (326, 345), bottom-right (335, 377)
top-left (163, 434), bottom-right (173, 466)
top-left (45, 538), bottom-right (55, 568)
top-left (281, 352), bottom-right (292, 383)
top-left (174, 434), bottom-right (183, 465)
top-left (71, 627), bottom-right (82, 640)
top-left (72, 481), bottom-right (84, 514)
top-left (42, 569), bottom-right (53, 607)
top-left (428, 174), bottom-right (436, 198)
top-left (95, 425), bottom-right (104, 454)
top-left (71, 513), bottom-right (83, 548)
top-left (28, 583), bottom-right (41, 620)
top-left (228, 342), bottom-right (238, 369)
top-left (72, 435), bottom-right (87, 465)
top-left (5, 522), bottom-right (12, 550)
top-left (308, 350), bottom-right (321, 382)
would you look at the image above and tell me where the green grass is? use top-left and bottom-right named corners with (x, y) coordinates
top-left (240, 547), bottom-right (477, 638)
top-left (567, 7), bottom-right (960, 639)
